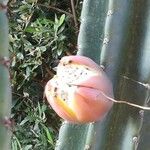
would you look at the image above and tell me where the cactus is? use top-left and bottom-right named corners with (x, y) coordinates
top-left (99, 0), bottom-right (150, 149)
top-left (55, 0), bottom-right (109, 149)
top-left (0, 1), bottom-right (11, 150)
top-left (54, 0), bottom-right (150, 149)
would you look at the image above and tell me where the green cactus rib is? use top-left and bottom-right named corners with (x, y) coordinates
top-left (99, 0), bottom-right (150, 149)
top-left (55, 0), bottom-right (109, 150)
top-left (77, 0), bottom-right (108, 64)
top-left (0, 2), bottom-right (11, 150)
top-left (56, 0), bottom-right (150, 150)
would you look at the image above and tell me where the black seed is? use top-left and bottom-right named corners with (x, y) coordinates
top-left (85, 67), bottom-right (89, 70)
top-left (68, 60), bottom-right (72, 63)
top-left (62, 62), bottom-right (65, 66)
top-left (54, 87), bottom-right (57, 92)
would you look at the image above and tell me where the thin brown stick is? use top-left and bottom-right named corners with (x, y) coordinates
top-left (100, 91), bottom-right (150, 110)
top-left (70, 84), bottom-right (150, 110)
top-left (70, 0), bottom-right (78, 30)
top-left (122, 75), bottom-right (150, 89)
top-left (75, 0), bottom-right (80, 8)
top-left (37, 4), bottom-right (73, 18)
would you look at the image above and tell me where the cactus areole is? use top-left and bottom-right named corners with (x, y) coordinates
top-left (45, 56), bottom-right (113, 123)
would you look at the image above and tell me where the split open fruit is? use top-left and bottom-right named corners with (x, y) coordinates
top-left (45, 56), bottom-right (114, 123)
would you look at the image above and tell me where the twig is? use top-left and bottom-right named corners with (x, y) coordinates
top-left (122, 75), bottom-right (150, 89)
top-left (70, 0), bottom-right (78, 30)
top-left (100, 91), bottom-right (150, 110)
top-left (70, 84), bottom-right (150, 110)
top-left (37, 4), bottom-right (73, 18)
top-left (75, 0), bottom-right (80, 8)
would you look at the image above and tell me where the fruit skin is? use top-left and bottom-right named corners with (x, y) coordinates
top-left (45, 56), bottom-right (114, 123)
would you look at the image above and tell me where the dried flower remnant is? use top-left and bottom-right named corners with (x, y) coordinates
top-left (45, 56), bottom-right (114, 123)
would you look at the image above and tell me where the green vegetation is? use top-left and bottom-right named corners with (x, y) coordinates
top-left (9, 0), bottom-right (82, 149)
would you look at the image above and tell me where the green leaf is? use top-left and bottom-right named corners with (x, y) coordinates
top-left (45, 127), bottom-right (54, 146)
top-left (24, 145), bottom-right (32, 150)
top-left (25, 27), bottom-right (37, 33)
top-left (58, 14), bottom-right (65, 27)
top-left (20, 117), bottom-right (30, 126)
top-left (17, 53), bottom-right (24, 60)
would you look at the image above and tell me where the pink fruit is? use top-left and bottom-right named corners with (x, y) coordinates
top-left (45, 56), bottom-right (113, 123)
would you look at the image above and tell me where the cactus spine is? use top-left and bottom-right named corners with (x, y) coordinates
top-left (0, 0), bottom-right (11, 149)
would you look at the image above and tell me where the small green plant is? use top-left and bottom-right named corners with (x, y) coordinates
top-left (11, 101), bottom-right (56, 150)
top-left (10, 10), bottom-right (67, 91)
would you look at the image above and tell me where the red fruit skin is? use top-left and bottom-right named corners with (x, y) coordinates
top-left (72, 87), bottom-right (113, 123)
top-left (45, 56), bottom-right (114, 123)
top-left (59, 56), bottom-right (113, 95)
top-left (60, 55), bottom-right (102, 72)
